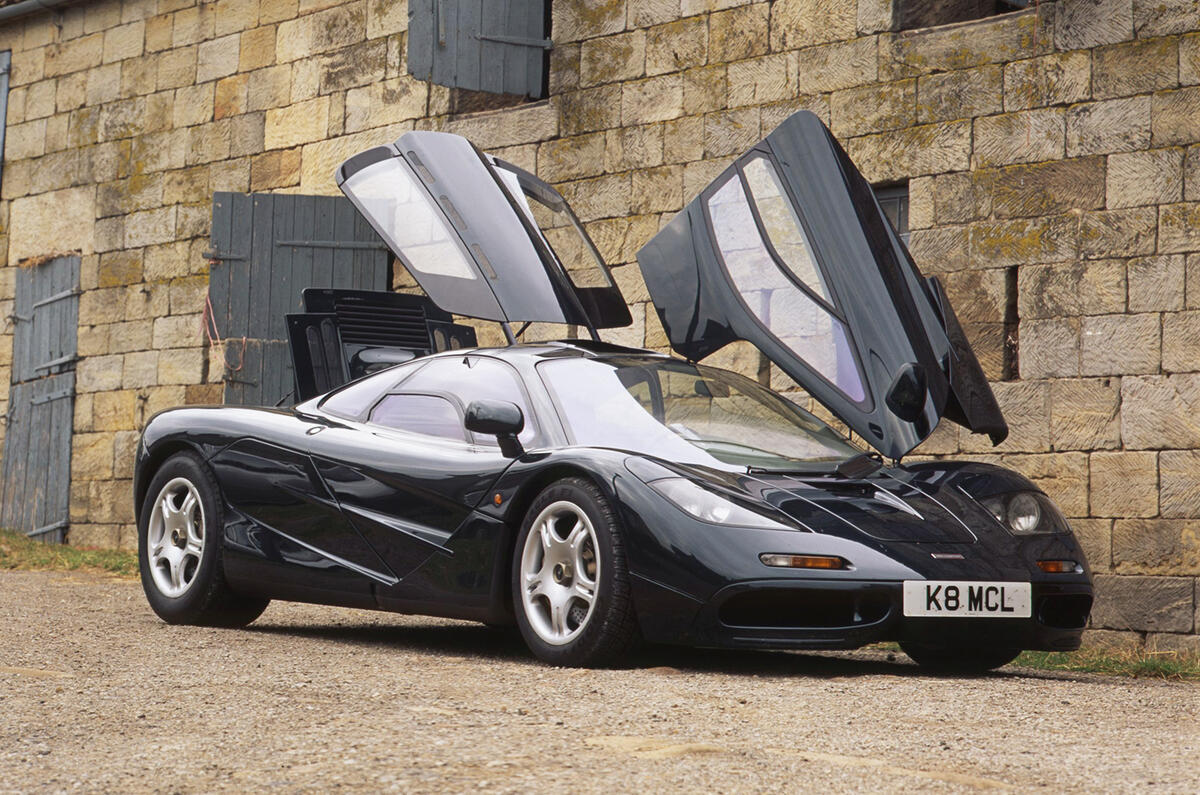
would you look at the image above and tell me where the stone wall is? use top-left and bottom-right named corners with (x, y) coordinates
top-left (0, 0), bottom-right (1195, 647)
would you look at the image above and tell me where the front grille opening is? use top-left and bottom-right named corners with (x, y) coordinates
top-left (1038, 594), bottom-right (1093, 630)
top-left (719, 589), bottom-right (892, 629)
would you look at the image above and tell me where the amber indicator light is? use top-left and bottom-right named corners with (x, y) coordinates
top-left (759, 553), bottom-right (848, 570)
top-left (1036, 559), bottom-right (1077, 573)
top-left (493, 493), bottom-right (503, 506)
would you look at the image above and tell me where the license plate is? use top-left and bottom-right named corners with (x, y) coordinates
top-left (903, 581), bottom-right (1031, 618)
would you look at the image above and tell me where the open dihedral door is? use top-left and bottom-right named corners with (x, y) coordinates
top-left (335, 130), bottom-right (631, 333)
top-left (636, 110), bottom-right (1007, 460)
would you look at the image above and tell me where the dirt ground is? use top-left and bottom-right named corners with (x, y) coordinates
top-left (1, 570), bottom-right (1196, 794)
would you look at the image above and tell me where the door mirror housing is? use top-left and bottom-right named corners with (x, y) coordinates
top-left (465, 399), bottom-right (525, 458)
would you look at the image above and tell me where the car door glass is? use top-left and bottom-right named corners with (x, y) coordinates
top-left (320, 368), bottom-right (407, 418)
top-left (707, 173), bottom-right (866, 403)
top-left (400, 356), bottom-right (537, 445)
top-left (369, 394), bottom-right (465, 441)
top-left (741, 156), bottom-right (831, 303)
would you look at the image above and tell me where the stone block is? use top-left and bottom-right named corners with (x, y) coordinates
top-left (559, 84), bottom-right (621, 136)
top-left (1122, 374), bottom-right (1200, 448)
top-left (1134, 0), bottom-right (1200, 37)
top-left (844, 120), bottom-right (970, 182)
top-left (760, 94), bottom-right (830, 131)
top-left (1051, 377), bottom-right (1122, 451)
top-left (538, 133), bottom-right (607, 182)
top-left (238, 24), bottom-right (277, 73)
top-left (1152, 86), bottom-right (1200, 148)
top-left (1091, 574), bottom-right (1195, 632)
top-left (907, 226), bottom-right (969, 272)
top-left (645, 17), bottom-right (706, 77)
top-left (1079, 628), bottom-right (1143, 650)
top-left (98, 249), bottom-right (144, 288)
top-left (158, 348), bottom-right (205, 385)
top-left (108, 320), bottom-right (154, 354)
top-left (1071, 517), bottom-right (1113, 571)
top-left (1160, 450), bottom-right (1200, 520)
top-left (119, 54), bottom-right (158, 101)
top-left (120, 350), bottom-right (158, 390)
top-left (708, 3), bottom-right (769, 63)
top-left (557, 173), bottom-right (630, 220)
top-left (631, 165), bottom-right (684, 215)
top-left (704, 107), bottom-right (760, 158)
top-left (604, 125), bottom-right (664, 173)
top-left (629, 0), bottom-right (677, 28)
top-left (275, 3), bottom-right (364, 62)
top-left (1182, 33), bottom-right (1200, 86)
top-left (683, 156), bottom-right (735, 199)
top-left (246, 64), bottom-right (292, 112)
top-left (1129, 255), bottom-right (1185, 312)
top-left (1019, 260), bottom-right (1125, 320)
top-left (938, 267), bottom-right (1007, 323)
top-left (830, 79), bottom-right (915, 137)
top-left (1081, 313), bottom-right (1160, 376)
top-left (4, 119), bottom-right (45, 161)
top-left (882, 8), bottom-right (1052, 79)
top-left (908, 176), bottom-right (934, 229)
top-left (72, 432), bottom-right (115, 481)
top-left (264, 95), bottom-right (329, 150)
top-left (973, 108), bottom-right (1064, 168)
top-left (661, 115), bottom-right (704, 164)
top-left (985, 157), bottom-right (1106, 219)
top-left (1090, 450), bottom-right (1158, 517)
top-left (1106, 148), bottom-right (1183, 210)
top-left (1158, 202), bottom-right (1200, 254)
top-left (682, 65), bottom-right (728, 116)
top-left (103, 20), bottom-right (145, 64)
top-left (45, 32), bottom-right (104, 77)
top-left (1019, 317), bottom-right (1081, 378)
top-left (553, 0), bottom-right (626, 44)
top-left (319, 38), bottom-right (386, 94)
top-left (1147, 631), bottom-right (1200, 654)
top-left (795, 37), bottom-right (877, 93)
top-left (24, 79), bottom-right (57, 120)
top-left (92, 388), bottom-right (138, 431)
top-left (196, 32), bottom-right (240, 85)
top-left (1067, 96), bottom-right (1151, 157)
top-left (445, 101), bottom-right (559, 149)
top-left (1163, 311), bottom-right (1200, 372)
top-left (8, 186), bottom-right (95, 263)
top-left (916, 65), bottom-right (1001, 124)
top-left (548, 42), bottom-right (581, 95)
top-left (770, 0), bottom-right (856, 51)
top-left (1078, 207), bottom-right (1157, 259)
top-left (1055, 0), bottom-right (1133, 49)
top-left (930, 172), bottom-right (984, 224)
top-left (1002, 51), bottom-right (1091, 112)
top-left (621, 74), bottom-right (684, 126)
top-left (172, 82), bottom-right (214, 128)
top-left (1190, 253), bottom-right (1200, 308)
top-left (727, 54), bottom-right (796, 108)
top-left (581, 30), bottom-right (645, 87)
top-left (344, 77), bottom-right (427, 133)
top-left (153, 314), bottom-right (201, 349)
top-left (969, 214), bottom-right (1078, 268)
top-left (1094, 37), bottom-right (1177, 100)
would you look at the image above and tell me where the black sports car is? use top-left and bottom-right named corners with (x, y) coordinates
top-left (134, 111), bottom-right (1093, 671)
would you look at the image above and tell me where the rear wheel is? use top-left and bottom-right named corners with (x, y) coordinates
top-left (900, 641), bottom-right (1020, 673)
top-left (512, 478), bottom-right (638, 667)
top-left (138, 452), bottom-right (269, 628)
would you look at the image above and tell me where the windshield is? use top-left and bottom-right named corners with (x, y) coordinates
top-left (538, 356), bottom-right (862, 471)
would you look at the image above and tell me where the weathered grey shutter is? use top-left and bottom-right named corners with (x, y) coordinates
top-left (206, 193), bottom-right (391, 407)
top-left (408, 0), bottom-right (550, 98)
top-left (1, 255), bottom-right (80, 543)
top-left (0, 51), bottom-right (10, 195)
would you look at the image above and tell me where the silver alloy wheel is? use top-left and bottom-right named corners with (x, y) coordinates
top-left (147, 477), bottom-right (206, 598)
top-left (520, 500), bottom-right (600, 646)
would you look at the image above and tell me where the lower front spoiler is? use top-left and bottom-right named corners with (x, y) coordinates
top-left (674, 578), bottom-right (1093, 653)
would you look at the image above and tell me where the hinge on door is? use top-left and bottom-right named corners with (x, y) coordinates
top-left (31, 288), bottom-right (80, 310)
top-left (478, 33), bottom-right (553, 49)
top-left (27, 520), bottom-right (68, 539)
top-left (33, 354), bottom-right (78, 373)
top-left (202, 250), bottom-right (248, 262)
top-left (31, 387), bottom-right (74, 405)
top-left (274, 240), bottom-right (390, 251)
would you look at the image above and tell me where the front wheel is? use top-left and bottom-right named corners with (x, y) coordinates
top-left (900, 641), bottom-right (1021, 673)
top-left (138, 452), bottom-right (269, 627)
top-left (512, 478), bottom-right (639, 667)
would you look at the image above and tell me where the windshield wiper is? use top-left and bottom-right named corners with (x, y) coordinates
top-left (834, 452), bottom-right (883, 479)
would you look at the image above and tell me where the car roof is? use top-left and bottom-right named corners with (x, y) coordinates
top-left (429, 339), bottom-right (673, 366)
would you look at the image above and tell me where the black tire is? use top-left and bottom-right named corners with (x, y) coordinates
top-left (511, 477), bottom-right (639, 667)
top-left (900, 641), bottom-right (1021, 673)
top-left (138, 452), bottom-right (269, 628)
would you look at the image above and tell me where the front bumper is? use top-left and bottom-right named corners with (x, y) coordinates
top-left (671, 578), bottom-right (1093, 652)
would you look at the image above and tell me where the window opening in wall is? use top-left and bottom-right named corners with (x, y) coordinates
top-left (408, 0), bottom-right (552, 102)
top-left (899, 0), bottom-right (1032, 31)
top-left (874, 183), bottom-right (910, 246)
top-left (1003, 265), bottom-right (1019, 380)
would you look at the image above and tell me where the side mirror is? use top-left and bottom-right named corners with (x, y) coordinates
top-left (465, 399), bottom-right (525, 458)
top-left (885, 362), bottom-right (927, 422)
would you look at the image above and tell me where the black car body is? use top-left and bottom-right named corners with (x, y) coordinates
top-left (133, 111), bottom-right (1093, 669)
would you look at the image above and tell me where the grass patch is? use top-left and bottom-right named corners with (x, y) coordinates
top-left (0, 529), bottom-right (138, 578)
top-left (1015, 648), bottom-right (1200, 682)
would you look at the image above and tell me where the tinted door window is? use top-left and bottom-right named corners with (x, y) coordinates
top-left (368, 394), bottom-right (465, 441)
top-left (399, 356), bottom-right (537, 445)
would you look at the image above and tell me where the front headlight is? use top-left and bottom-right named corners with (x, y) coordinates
top-left (979, 491), bottom-right (1062, 536)
top-left (648, 477), bottom-right (786, 529)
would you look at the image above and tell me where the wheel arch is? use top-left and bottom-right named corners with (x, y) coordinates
top-left (134, 439), bottom-right (208, 523)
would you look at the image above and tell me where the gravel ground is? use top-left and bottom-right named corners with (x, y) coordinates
top-left (1, 570), bottom-right (1197, 794)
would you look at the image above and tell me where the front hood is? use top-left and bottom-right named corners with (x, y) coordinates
top-left (744, 468), bottom-right (981, 544)
top-left (636, 110), bottom-right (1007, 459)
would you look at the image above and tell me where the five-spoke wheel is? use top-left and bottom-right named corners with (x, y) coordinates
top-left (147, 477), bottom-right (206, 598)
top-left (138, 452), bottom-right (269, 627)
top-left (512, 478), bottom-right (638, 666)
